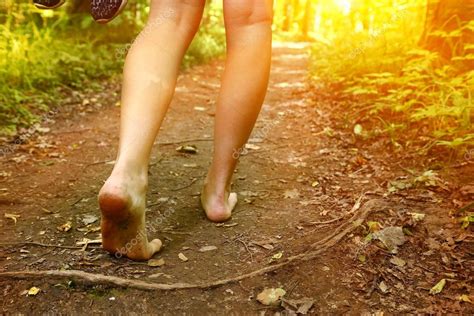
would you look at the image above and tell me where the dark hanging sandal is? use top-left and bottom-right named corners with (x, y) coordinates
top-left (91, 0), bottom-right (128, 24)
top-left (33, 0), bottom-right (66, 9)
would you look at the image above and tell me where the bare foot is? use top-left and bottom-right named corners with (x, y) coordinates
top-left (98, 172), bottom-right (162, 261)
top-left (200, 182), bottom-right (238, 222)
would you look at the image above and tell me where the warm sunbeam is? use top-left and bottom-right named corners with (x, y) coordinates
top-left (333, 0), bottom-right (352, 15)
top-left (0, 0), bottom-right (473, 314)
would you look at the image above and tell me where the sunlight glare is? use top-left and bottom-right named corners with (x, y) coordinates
top-left (333, 0), bottom-right (352, 15)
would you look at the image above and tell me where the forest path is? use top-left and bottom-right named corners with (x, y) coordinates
top-left (0, 42), bottom-right (472, 314)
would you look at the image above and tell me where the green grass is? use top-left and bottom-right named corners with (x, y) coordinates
top-left (0, 6), bottom-right (226, 136)
top-left (309, 21), bottom-right (474, 157)
top-left (0, 18), bottom-right (123, 135)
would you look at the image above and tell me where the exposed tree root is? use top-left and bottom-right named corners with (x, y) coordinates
top-left (157, 138), bottom-right (213, 146)
top-left (0, 242), bottom-right (82, 250)
top-left (0, 199), bottom-right (380, 291)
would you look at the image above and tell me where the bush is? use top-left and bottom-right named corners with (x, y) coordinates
top-left (309, 12), bottom-right (474, 156)
top-left (0, 1), bottom-right (226, 136)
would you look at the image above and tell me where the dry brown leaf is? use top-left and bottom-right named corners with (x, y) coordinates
top-left (57, 221), bottom-right (72, 232)
top-left (148, 258), bottom-right (165, 267)
top-left (178, 253), bottom-right (188, 262)
top-left (257, 288), bottom-right (286, 306)
top-left (4, 213), bottom-right (20, 224)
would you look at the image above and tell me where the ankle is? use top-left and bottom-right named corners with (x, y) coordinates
top-left (203, 175), bottom-right (231, 198)
top-left (112, 159), bottom-right (148, 181)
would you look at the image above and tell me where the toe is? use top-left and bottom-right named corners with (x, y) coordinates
top-left (149, 238), bottom-right (163, 255)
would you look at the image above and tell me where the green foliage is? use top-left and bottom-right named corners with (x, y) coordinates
top-left (0, 1), bottom-right (225, 136)
top-left (309, 9), bottom-right (473, 156)
top-left (0, 12), bottom-right (122, 135)
top-left (183, 5), bottom-right (226, 69)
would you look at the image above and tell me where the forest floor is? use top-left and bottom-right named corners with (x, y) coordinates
top-left (0, 42), bottom-right (473, 315)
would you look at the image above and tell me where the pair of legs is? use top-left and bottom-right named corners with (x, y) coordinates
top-left (99, 0), bottom-right (273, 260)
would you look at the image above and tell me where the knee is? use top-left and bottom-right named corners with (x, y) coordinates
top-left (148, 0), bottom-right (205, 35)
top-left (224, 0), bottom-right (273, 28)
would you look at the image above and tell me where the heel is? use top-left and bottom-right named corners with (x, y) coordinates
top-left (99, 192), bottom-right (128, 220)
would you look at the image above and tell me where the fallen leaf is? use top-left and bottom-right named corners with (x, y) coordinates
top-left (57, 222), bottom-right (72, 232)
top-left (459, 294), bottom-right (472, 303)
top-left (354, 124), bottom-right (363, 136)
top-left (283, 189), bottom-right (299, 199)
top-left (36, 127), bottom-right (50, 134)
top-left (42, 208), bottom-right (53, 214)
top-left (389, 256), bottom-right (406, 267)
top-left (148, 258), bottom-right (165, 267)
top-left (0, 171), bottom-right (11, 178)
top-left (239, 190), bottom-right (259, 197)
top-left (251, 240), bottom-right (275, 250)
top-left (282, 298), bottom-right (315, 315)
top-left (414, 170), bottom-right (439, 187)
top-left (245, 143), bottom-right (260, 151)
top-left (460, 185), bottom-right (474, 197)
top-left (429, 279), bottom-right (446, 295)
top-left (223, 223), bottom-right (238, 228)
top-left (48, 152), bottom-right (61, 158)
top-left (27, 287), bottom-right (40, 296)
top-left (372, 226), bottom-right (406, 253)
top-left (199, 246), bottom-right (218, 252)
top-left (388, 179), bottom-right (413, 193)
top-left (81, 214), bottom-right (99, 225)
top-left (4, 213), bottom-right (20, 224)
top-left (183, 163), bottom-right (198, 168)
top-left (257, 288), bottom-right (286, 306)
top-left (178, 253), bottom-right (188, 262)
top-left (176, 145), bottom-right (198, 154)
top-left (379, 281), bottom-right (389, 293)
top-left (148, 273), bottom-right (164, 279)
top-left (408, 212), bottom-right (425, 222)
top-left (272, 252), bottom-right (283, 260)
top-left (367, 221), bottom-right (382, 232)
top-left (76, 238), bottom-right (102, 246)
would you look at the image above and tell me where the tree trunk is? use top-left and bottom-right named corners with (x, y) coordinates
top-left (419, 0), bottom-right (474, 59)
top-left (281, 0), bottom-right (293, 32)
top-left (301, 0), bottom-right (313, 38)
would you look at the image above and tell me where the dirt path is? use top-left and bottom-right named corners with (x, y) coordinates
top-left (0, 42), bottom-right (472, 314)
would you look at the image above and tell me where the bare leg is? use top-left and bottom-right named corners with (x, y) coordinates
top-left (99, 0), bottom-right (205, 260)
top-left (201, 0), bottom-right (273, 222)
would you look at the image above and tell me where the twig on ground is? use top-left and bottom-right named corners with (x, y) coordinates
top-left (50, 128), bottom-right (92, 135)
top-left (235, 237), bottom-right (254, 262)
top-left (161, 229), bottom-right (192, 236)
top-left (85, 159), bottom-right (115, 168)
top-left (170, 178), bottom-right (198, 191)
top-left (0, 242), bottom-right (83, 250)
top-left (157, 138), bottom-right (213, 146)
top-left (309, 193), bottom-right (365, 226)
top-left (71, 197), bottom-right (84, 206)
top-left (308, 215), bottom-right (345, 225)
top-left (365, 274), bottom-right (379, 299)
